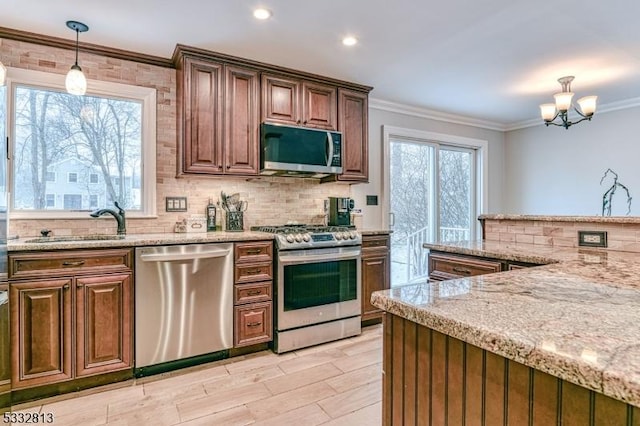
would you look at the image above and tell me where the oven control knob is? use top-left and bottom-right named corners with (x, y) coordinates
top-left (335, 233), bottom-right (342, 240)
top-left (341, 232), bottom-right (350, 240)
top-left (302, 233), bottom-right (311, 242)
top-left (294, 234), bottom-right (303, 242)
top-left (286, 234), bottom-right (295, 243)
top-left (349, 232), bottom-right (357, 239)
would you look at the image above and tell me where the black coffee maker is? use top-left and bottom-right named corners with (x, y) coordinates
top-left (328, 197), bottom-right (354, 226)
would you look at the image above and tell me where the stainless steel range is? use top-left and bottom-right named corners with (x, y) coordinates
top-left (252, 224), bottom-right (362, 353)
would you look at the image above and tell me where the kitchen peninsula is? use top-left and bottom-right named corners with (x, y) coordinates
top-left (372, 240), bottom-right (640, 425)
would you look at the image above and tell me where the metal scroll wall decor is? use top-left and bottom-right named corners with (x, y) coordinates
top-left (600, 168), bottom-right (632, 216)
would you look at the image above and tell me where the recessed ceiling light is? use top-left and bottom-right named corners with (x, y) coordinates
top-left (253, 8), bottom-right (272, 20)
top-left (342, 36), bottom-right (358, 46)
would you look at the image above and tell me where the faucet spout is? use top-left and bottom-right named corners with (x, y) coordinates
top-left (90, 201), bottom-right (126, 235)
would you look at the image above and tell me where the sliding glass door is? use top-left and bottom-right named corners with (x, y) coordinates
top-left (388, 136), bottom-right (477, 286)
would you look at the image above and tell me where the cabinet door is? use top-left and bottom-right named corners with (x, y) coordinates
top-left (183, 57), bottom-right (224, 173)
top-left (0, 283), bottom-right (10, 388)
top-left (76, 274), bottom-right (132, 377)
top-left (262, 74), bottom-right (301, 125)
top-left (302, 81), bottom-right (337, 130)
top-left (10, 279), bottom-right (72, 388)
top-left (337, 88), bottom-right (368, 182)
top-left (225, 65), bottom-right (260, 175)
top-left (362, 250), bottom-right (390, 321)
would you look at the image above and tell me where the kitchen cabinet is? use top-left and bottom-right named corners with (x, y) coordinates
top-left (8, 249), bottom-right (133, 390)
top-left (173, 46), bottom-right (372, 180)
top-left (233, 241), bottom-right (273, 347)
top-left (177, 56), bottom-right (260, 176)
top-left (428, 251), bottom-right (541, 281)
top-left (322, 88), bottom-right (369, 183)
top-left (361, 234), bottom-right (390, 323)
top-left (262, 73), bottom-right (337, 130)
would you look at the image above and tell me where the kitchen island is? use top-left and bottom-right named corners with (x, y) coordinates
top-left (371, 241), bottom-right (640, 425)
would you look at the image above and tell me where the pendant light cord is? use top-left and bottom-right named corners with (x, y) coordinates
top-left (74, 28), bottom-right (79, 67)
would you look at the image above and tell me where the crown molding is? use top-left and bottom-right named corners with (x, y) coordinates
top-left (369, 98), bottom-right (508, 132)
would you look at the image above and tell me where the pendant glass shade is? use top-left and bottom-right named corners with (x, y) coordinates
top-left (65, 64), bottom-right (87, 95)
top-left (553, 91), bottom-right (574, 112)
top-left (539, 103), bottom-right (556, 121)
top-left (577, 95), bottom-right (597, 116)
top-left (0, 61), bottom-right (6, 86)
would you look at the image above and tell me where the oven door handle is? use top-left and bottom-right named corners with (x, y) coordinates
top-left (279, 250), bottom-right (361, 265)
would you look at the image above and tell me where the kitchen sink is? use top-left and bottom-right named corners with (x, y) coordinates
top-left (24, 235), bottom-right (126, 243)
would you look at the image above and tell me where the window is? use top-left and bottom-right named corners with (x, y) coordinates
top-left (45, 194), bottom-right (55, 208)
top-left (4, 67), bottom-right (157, 217)
top-left (63, 194), bottom-right (82, 210)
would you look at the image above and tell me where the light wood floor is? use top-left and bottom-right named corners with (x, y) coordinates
top-left (13, 325), bottom-right (382, 425)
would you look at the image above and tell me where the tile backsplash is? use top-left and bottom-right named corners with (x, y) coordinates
top-left (1, 38), bottom-right (350, 237)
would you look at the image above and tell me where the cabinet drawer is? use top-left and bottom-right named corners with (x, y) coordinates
top-left (234, 281), bottom-right (272, 305)
top-left (235, 262), bottom-right (273, 283)
top-left (9, 249), bottom-right (133, 280)
top-left (235, 241), bottom-right (273, 264)
top-left (362, 235), bottom-right (390, 250)
top-left (234, 302), bottom-right (272, 347)
top-left (429, 252), bottom-right (502, 281)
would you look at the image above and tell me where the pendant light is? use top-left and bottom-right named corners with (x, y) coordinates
top-left (0, 60), bottom-right (6, 86)
top-left (65, 20), bottom-right (89, 96)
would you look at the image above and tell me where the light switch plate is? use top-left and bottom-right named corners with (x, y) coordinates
top-left (578, 230), bottom-right (607, 248)
top-left (166, 196), bottom-right (187, 212)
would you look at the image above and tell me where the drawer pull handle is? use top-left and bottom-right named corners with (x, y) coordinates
top-left (247, 321), bottom-right (262, 327)
top-left (76, 284), bottom-right (83, 289)
top-left (62, 260), bottom-right (85, 267)
top-left (452, 267), bottom-right (471, 275)
top-left (63, 284), bottom-right (70, 290)
top-left (245, 269), bottom-right (262, 275)
top-left (247, 290), bottom-right (262, 296)
top-left (246, 249), bottom-right (263, 255)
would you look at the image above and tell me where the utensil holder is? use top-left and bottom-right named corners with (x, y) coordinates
top-left (225, 211), bottom-right (244, 232)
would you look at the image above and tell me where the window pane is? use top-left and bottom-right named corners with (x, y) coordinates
top-left (12, 86), bottom-right (143, 211)
top-left (439, 149), bottom-right (472, 241)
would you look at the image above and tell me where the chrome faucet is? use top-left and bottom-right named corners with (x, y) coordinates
top-left (90, 201), bottom-right (126, 235)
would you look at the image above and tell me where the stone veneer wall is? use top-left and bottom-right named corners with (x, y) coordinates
top-left (1, 38), bottom-right (350, 237)
top-left (482, 216), bottom-right (640, 253)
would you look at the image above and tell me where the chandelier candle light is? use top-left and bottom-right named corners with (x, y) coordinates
top-left (539, 76), bottom-right (597, 129)
top-left (65, 20), bottom-right (89, 96)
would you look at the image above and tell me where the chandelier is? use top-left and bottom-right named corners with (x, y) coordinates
top-left (539, 76), bottom-right (597, 129)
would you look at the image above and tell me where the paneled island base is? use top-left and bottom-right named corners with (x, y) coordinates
top-left (382, 314), bottom-right (640, 426)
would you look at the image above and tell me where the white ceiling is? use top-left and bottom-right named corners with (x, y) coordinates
top-left (3, 0), bottom-right (640, 129)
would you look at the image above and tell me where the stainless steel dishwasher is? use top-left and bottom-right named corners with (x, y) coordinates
top-left (134, 243), bottom-right (234, 374)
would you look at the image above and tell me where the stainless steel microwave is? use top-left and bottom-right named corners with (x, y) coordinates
top-left (260, 123), bottom-right (342, 177)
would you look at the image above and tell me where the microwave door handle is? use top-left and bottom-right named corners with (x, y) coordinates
top-left (326, 132), bottom-right (334, 167)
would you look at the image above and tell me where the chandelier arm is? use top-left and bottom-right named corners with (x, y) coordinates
top-left (572, 106), bottom-right (588, 119)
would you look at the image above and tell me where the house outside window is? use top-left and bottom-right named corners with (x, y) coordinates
top-left (4, 67), bottom-right (157, 217)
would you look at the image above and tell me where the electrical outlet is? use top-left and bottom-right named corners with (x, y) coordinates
top-left (578, 230), bottom-right (607, 248)
top-left (166, 196), bottom-right (187, 212)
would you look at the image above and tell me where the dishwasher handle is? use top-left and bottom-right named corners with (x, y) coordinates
top-left (139, 248), bottom-right (231, 262)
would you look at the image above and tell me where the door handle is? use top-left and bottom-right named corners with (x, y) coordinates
top-left (389, 212), bottom-right (395, 227)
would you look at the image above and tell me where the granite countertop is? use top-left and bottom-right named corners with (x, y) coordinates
top-left (7, 231), bottom-right (274, 251)
top-left (479, 213), bottom-right (640, 224)
top-left (372, 240), bottom-right (640, 407)
top-left (360, 229), bottom-right (392, 236)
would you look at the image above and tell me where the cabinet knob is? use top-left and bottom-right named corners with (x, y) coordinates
top-left (76, 283), bottom-right (84, 289)
top-left (303, 120), bottom-right (307, 125)
top-left (226, 165), bottom-right (230, 169)
top-left (63, 284), bottom-right (70, 290)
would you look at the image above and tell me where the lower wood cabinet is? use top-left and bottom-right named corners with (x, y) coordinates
top-left (8, 249), bottom-right (133, 390)
top-left (428, 250), bottom-right (542, 281)
top-left (234, 241), bottom-right (274, 348)
top-left (361, 234), bottom-right (391, 323)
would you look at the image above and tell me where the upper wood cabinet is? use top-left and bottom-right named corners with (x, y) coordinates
top-left (177, 55), bottom-right (260, 176)
top-left (173, 45), bottom-right (372, 179)
top-left (262, 74), bottom-right (337, 130)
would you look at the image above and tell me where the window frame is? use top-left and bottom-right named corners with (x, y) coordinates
top-left (67, 172), bottom-right (78, 184)
top-left (89, 173), bottom-right (99, 184)
top-left (5, 66), bottom-right (157, 219)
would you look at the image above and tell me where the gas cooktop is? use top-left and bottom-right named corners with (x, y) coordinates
top-left (251, 224), bottom-right (361, 250)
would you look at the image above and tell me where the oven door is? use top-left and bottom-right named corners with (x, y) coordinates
top-left (277, 246), bottom-right (361, 331)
